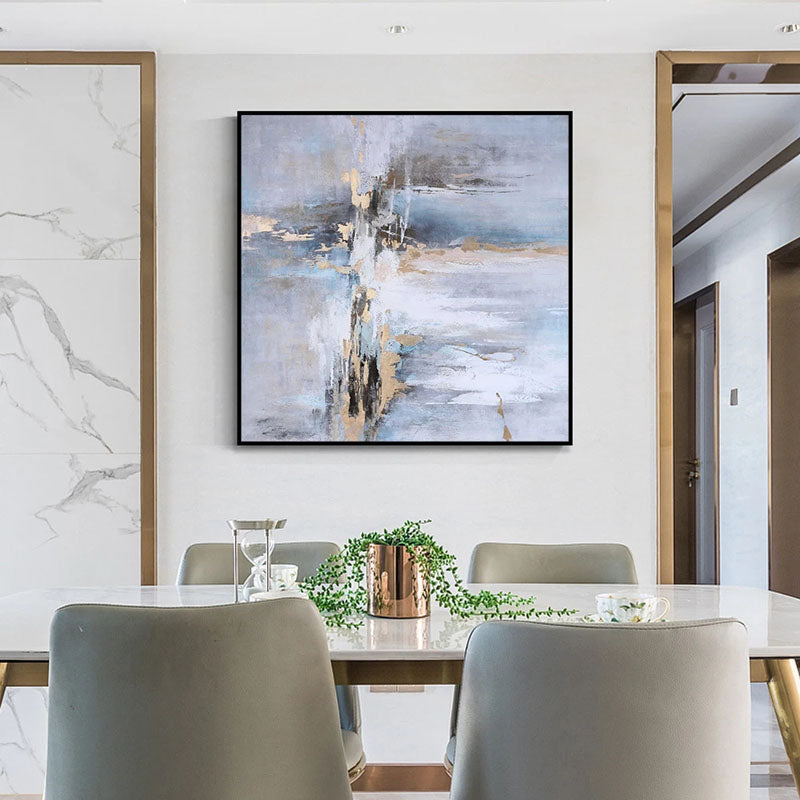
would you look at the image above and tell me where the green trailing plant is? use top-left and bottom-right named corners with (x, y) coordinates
top-left (300, 519), bottom-right (576, 628)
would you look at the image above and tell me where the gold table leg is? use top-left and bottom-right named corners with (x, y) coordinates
top-left (766, 658), bottom-right (800, 791)
top-left (0, 663), bottom-right (7, 707)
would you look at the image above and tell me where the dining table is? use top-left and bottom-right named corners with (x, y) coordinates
top-left (2, 582), bottom-right (800, 792)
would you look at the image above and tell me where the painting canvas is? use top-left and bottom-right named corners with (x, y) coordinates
top-left (238, 112), bottom-right (571, 444)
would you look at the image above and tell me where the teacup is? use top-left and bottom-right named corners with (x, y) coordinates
top-left (595, 592), bottom-right (670, 623)
top-left (270, 563), bottom-right (299, 592)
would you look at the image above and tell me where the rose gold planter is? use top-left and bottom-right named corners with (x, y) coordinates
top-left (366, 544), bottom-right (430, 618)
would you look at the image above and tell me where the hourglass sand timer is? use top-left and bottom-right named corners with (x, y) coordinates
top-left (226, 519), bottom-right (287, 603)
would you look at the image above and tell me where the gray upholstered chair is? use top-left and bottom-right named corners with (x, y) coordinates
top-left (468, 541), bottom-right (638, 584)
top-left (450, 618), bottom-right (750, 800)
top-left (176, 540), bottom-right (365, 782)
top-left (445, 541), bottom-right (638, 773)
top-left (45, 598), bottom-right (353, 800)
top-left (177, 540), bottom-right (340, 584)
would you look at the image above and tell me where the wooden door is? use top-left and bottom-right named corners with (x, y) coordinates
top-left (769, 240), bottom-right (800, 597)
top-left (673, 285), bottom-right (719, 584)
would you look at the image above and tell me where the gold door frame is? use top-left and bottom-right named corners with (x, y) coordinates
top-left (0, 52), bottom-right (157, 584)
top-left (656, 51), bottom-right (800, 582)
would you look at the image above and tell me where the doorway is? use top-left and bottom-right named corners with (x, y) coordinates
top-left (656, 51), bottom-right (800, 583)
top-left (673, 284), bottom-right (719, 584)
top-left (769, 238), bottom-right (800, 597)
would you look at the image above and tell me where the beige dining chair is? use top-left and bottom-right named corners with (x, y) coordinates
top-left (45, 598), bottom-right (353, 800)
top-left (449, 618), bottom-right (750, 800)
top-left (445, 541), bottom-right (638, 773)
top-left (176, 540), bottom-right (365, 782)
top-left (177, 540), bottom-right (340, 584)
top-left (468, 541), bottom-right (638, 584)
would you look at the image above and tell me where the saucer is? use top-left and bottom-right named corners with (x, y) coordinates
top-left (249, 588), bottom-right (306, 602)
top-left (578, 613), bottom-right (667, 624)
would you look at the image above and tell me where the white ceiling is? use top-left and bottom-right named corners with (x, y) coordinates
top-left (2, 0), bottom-right (800, 55)
top-left (673, 89), bottom-right (800, 261)
top-left (673, 92), bottom-right (800, 227)
top-left (673, 151), bottom-right (800, 262)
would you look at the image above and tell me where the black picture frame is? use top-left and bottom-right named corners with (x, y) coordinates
top-left (237, 111), bottom-right (573, 446)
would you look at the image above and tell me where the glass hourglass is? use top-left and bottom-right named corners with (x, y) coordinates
top-left (227, 519), bottom-right (287, 602)
top-left (240, 530), bottom-right (275, 601)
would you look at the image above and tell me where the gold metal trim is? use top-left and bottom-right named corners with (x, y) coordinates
top-left (656, 51), bottom-right (675, 583)
top-left (347, 752), bottom-right (368, 784)
top-left (766, 659), bottom-right (800, 787)
top-left (665, 51), bottom-right (800, 67)
top-left (0, 663), bottom-right (7, 707)
top-left (751, 658), bottom-right (769, 683)
top-left (139, 53), bottom-right (158, 586)
top-left (3, 662), bottom-right (49, 689)
top-left (351, 764), bottom-right (451, 792)
top-left (443, 752), bottom-right (454, 777)
top-left (331, 659), bottom-right (463, 686)
top-left (3, 657), bottom-right (774, 689)
top-left (656, 50), bottom-right (800, 583)
top-left (0, 52), bottom-right (157, 586)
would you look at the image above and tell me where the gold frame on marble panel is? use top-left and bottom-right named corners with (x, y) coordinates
top-left (656, 51), bottom-right (800, 583)
top-left (0, 52), bottom-right (157, 585)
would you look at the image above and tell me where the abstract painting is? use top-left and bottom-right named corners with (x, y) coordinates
top-left (238, 112), bottom-right (571, 444)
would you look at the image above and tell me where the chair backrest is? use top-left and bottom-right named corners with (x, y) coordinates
top-left (468, 542), bottom-right (638, 584)
top-left (177, 541), bottom-right (340, 585)
top-left (450, 618), bottom-right (750, 800)
top-left (46, 598), bottom-right (352, 800)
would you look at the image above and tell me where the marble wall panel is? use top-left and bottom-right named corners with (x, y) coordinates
top-left (0, 62), bottom-right (142, 795)
top-left (0, 65), bottom-right (140, 261)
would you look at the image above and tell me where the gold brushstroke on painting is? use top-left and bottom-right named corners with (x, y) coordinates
top-left (496, 392), bottom-right (513, 442)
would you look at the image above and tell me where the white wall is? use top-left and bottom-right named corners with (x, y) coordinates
top-left (157, 53), bottom-right (656, 762)
top-left (675, 186), bottom-right (800, 590)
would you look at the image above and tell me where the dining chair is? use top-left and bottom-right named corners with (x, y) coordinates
top-left (45, 597), bottom-right (353, 800)
top-left (176, 540), bottom-right (365, 782)
top-left (468, 541), bottom-right (638, 584)
top-left (445, 541), bottom-right (638, 774)
top-left (449, 618), bottom-right (750, 800)
top-left (177, 540), bottom-right (340, 584)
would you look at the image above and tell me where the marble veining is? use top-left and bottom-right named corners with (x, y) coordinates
top-left (33, 457), bottom-right (141, 544)
top-left (0, 690), bottom-right (46, 796)
top-left (88, 68), bottom-right (140, 159)
top-left (0, 75), bottom-right (31, 101)
top-left (0, 264), bottom-right (140, 454)
top-left (0, 62), bottom-right (142, 792)
top-left (0, 455), bottom-right (141, 592)
top-left (0, 210), bottom-right (138, 261)
top-left (0, 65), bottom-right (140, 261)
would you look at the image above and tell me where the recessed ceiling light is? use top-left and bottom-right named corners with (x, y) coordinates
top-left (386, 24), bottom-right (409, 35)
top-left (778, 23), bottom-right (800, 34)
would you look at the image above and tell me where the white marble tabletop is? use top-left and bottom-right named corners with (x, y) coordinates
top-left (0, 583), bottom-right (799, 661)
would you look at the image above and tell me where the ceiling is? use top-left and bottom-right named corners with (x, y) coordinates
top-left (673, 91), bottom-right (800, 226)
top-left (1, 0), bottom-right (800, 55)
top-left (673, 89), bottom-right (800, 261)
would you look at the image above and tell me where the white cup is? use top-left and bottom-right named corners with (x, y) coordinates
top-left (595, 592), bottom-right (670, 623)
top-left (270, 563), bottom-right (299, 592)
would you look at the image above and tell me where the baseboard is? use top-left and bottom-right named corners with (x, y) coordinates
top-left (351, 763), bottom-right (451, 792)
